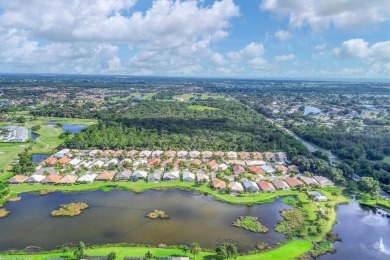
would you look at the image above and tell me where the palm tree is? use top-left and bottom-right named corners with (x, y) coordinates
top-left (144, 250), bottom-right (154, 260)
top-left (190, 242), bottom-right (201, 259)
top-left (181, 244), bottom-right (189, 255)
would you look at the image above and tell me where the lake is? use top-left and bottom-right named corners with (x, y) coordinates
top-left (31, 154), bottom-right (50, 163)
top-left (320, 202), bottom-right (390, 259)
top-left (303, 106), bottom-right (322, 116)
top-left (0, 189), bottom-right (289, 252)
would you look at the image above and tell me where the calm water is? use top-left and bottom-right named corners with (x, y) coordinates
top-left (29, 130), bottom-right (39, 141)
top-left (0, 190), bottom-right (289, 252)
top-left (320, 202), bottom-right (390, 259)
top-left (31, 154), bottom-right (50, 163)
top-left (62, 124), bottom-right (87, 134)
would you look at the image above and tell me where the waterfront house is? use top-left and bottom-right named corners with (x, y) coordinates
top-left (257, 181), bottom-right (276, 192)
top-left (7, 175), bottom-right (28, 184)
top-left (163, 170), bottom-right (180, 181)
top-left (42, 174), bottom-right (62, 184)
top-left (177, 150), bottom-right (188, 158)
top-left (115, 170), bottom-right (132, 180)
top-left (241, 179), bottom-right (260, 193)
top-left (233, 165), bottom-right (245, 175)
top-left (43, 157), bottom-right (57, 166)
top-left (238, 151), bottom-right (250, 160)
top-left (307, 191), bottom-right (328, 202)
top-left (247, 165), bottom-right (265, 176)
top-left (58, 174), bottom-right (78, 184)
top-left (196, 172), bottom-right (210, 183)
top-left (227, 151), bottom-right (238, 160)
top-left (96, 171), bottom-right (116, 181)
top-left (189, 150), bottom-right (201, 158)
top-left (313, 176), bottom-right (334, 186)
top-left (131, 170), bottom-right (148, 181)
top-left (229, 181), bottom-right (244, 194)
top-left (183, 170), bottom-right (196, 182)
top-left (201, 151), bottom-right (213, 159)
top-left (139, 150), bottom-right (152, 158)
top-left (272, 180), bottom-right (290, 190)
top-left (284, 177), bottom-right (302, 188)
top-left (148, 171), bottom-right (162, 182)
top-left (260, 165), bottom-right (276, 174)
top-left (25, 174), bottom-right (46, 183)
top-left (57, 157), bottom-right (70, 165)
top-left (77, 173), bottom-right (98, 183)
top-left (299, 176), bottom-right (318, 186)
top-left (212, 178), bottom-right (226, 190)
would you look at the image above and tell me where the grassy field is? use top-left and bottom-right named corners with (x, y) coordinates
top-left (0, 116), bottom-right (97, 177)
top-left (188, 105), bottom-right (220, 111)
top-left (383, 156), bottom-right (390, 163)
top-left (0, 240), bottom-right (312, 260)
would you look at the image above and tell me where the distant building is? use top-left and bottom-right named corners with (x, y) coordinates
top-left (0, 126), bottom-right (28, 142)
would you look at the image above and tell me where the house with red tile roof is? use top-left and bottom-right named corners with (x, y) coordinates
top-left (164, 150), bottom-right (176, 158)
top-left (57, 157), bottom-right (70, 165)
top-left (43, 157), bottom-right (57, 165)
top-left (212, 178), bottom-right (226, 190)
top-left (126, 150), bottom-right (139, 157)
top-left (233, 165), bottom-right (245, 175)
top-left (275, 165), bottom-right (288, 174)
top-left (206, 160), bottom-right (218, 171)
top-left (272, 180), bottom-right (290, 190)
top-left (248, 165), bottom-right (265, 176)
top-left (7, 175), bottom-right (28, 184)
top-left (257, 181), bottom-right (276, 192)
top-left (238, 152), bottom-right (250, 160)
top-left (96, 171), bottom-right (116, 181)
top-left (213, 151), bottom-right (225, 157)
top-left (285, 177), bottom-right (302, 188)
top-left (42, 174), bottom-right (62, 184)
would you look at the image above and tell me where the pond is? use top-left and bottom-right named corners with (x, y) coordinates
top-left (62, 124), bottom-right (87, 134)
top-left (320, 202), bottom-right (390, 259)
top-left (29, 130), bottom-right (39, 141)
top-left (303, 106), bottom-right (322, 116)
top-left (0, 189), bottom-right (290, 252)
top-left (31, 154), bottom-right (50, 163)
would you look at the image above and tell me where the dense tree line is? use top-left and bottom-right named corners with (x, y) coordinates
top-left (64, 100), bottom-right (310, 156)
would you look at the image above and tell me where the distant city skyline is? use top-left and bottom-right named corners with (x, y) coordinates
top-left (0, 0), bottom-right (389, 78)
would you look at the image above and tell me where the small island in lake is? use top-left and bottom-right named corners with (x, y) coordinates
top-left (51, 202), bottom-right (89, 217)
top-left (146, 210), bottom-right (169, 219)
top-left (233, 216), bottom-right (269, 233)
top-left (0, 208), bottom-right (10, 218)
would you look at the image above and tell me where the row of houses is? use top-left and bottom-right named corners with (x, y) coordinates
top-left (51, 149), bottom-right (288, 162)
top-left (7, 168), bottom-right (211, 185)
top-left (211, 175), bottom-right (334, 195)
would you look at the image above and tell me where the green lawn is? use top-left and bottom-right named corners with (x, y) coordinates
top-left (0, 116), bottom-right (97, 178)
top-left (0, 240), bottom-right (312, 260)
top-left (188, 105), bottom-right (220, 111)
top-left (383, 156), bottom-right (390, 163)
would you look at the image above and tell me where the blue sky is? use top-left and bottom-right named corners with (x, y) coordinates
top-left (0, 0), bottom-right (389, 78)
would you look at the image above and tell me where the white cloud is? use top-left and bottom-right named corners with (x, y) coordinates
top-left (314, 43), bottom-right (327, 51)
top-left (210, 53), bottom-right (227, 65)
top-left (333, 39), bottom-right (390, 62)
top-left (0, 0), bottom-right (240, 75)
top-left (227, 42), bottom-right (265, 60)
top-left (275, 30), bottom-right (291, 41)
top-left (275, 54), bottom-right (295, 62)
top-left (261, 0), bottom-right (390, 31)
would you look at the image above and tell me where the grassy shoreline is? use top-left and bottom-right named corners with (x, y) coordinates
top-left (0, 240), bottom-right (312, 260)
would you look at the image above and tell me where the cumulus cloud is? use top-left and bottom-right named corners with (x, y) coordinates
top-left (261, 0), bottom-right (390, 30)
top-left (275, 30), bottom-right (291, 41)
top-left (333, 39), bottom-right (390, 62)
top-left (227, 42), bottom-right (265, 60)
top-left (275, 54), bottom-right (295, 62)
top-left (0, 0), bottom-right (240, 75)
top-left (314, 43), bottom-right (327, 51)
